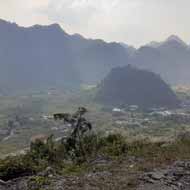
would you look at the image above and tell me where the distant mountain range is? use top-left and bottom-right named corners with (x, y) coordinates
top-left (129, 35), bottom-right (190, 85)
top-left (95, 65), bottom-right (180, 109)
top-left (0, 18), bottom-right (189, 93)
top-left (0, 19), bottom-right (131, 93)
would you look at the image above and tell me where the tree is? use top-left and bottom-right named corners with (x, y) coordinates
top-left (54, 107), bottom-right (92, 162)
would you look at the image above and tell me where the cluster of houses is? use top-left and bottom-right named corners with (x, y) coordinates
top-left (112, 105), bottom-right (139, 114)
top-left (111, 104), bottom-right (190, 128)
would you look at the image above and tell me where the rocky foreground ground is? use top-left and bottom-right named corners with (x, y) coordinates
top-left (1, 158), bottom-right (190, 190)
top-left (138, 160), bottom-right (190, 190)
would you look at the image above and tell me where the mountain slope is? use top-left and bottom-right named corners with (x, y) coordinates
top-left (0, 18), bottom-right (190, 92)
top-left (0, 19), bottom-right (79, 92)
top-left (95, 65), bottom-right (179, 109)
top-left (0, 19), bottom-right (130, 93)
top-left (132, 36), bottom-right (190, 85)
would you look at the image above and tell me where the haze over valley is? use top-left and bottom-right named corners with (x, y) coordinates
top-left (0, 1), bottom-right (190, 189)
top-left (0, 19), bottom-right (190, 95)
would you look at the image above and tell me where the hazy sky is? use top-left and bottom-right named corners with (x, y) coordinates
top-left (0, 0), bottom-right (189, 47)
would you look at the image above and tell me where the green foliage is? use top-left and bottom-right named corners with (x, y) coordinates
top-left (28, 176), bottom-right (50, 190)
top-left (127, 140), bottom-right (162, 157)
top-left (127, 137), bottom-right (190, 165)
top-left (0, 132), bottom-right (128, 181)
top-left (0, 135), bottom-right (57, 181)
top-left (30, 135), bottom-right (56, 163)
top-left (98, 134), bottom-right (128, 157)
top-left (30, 140), bottom-right (49, 160)
top-left (0, 155), bottom-right (34, 181)
top-left (80, 134), bottom-right (99, 157)
top-left (1, 117), bottom-right (190, 182)
top-left (61, 163), bottom-right (87, 175)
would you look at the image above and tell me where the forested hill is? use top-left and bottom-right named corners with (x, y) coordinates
top-left (95, 65), bottom-right (180, 109)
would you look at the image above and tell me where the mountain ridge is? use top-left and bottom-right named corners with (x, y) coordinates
top-left (131, 35), bottom-right (190, 85)
top-left (0, 18), bottom-right (190, 92)
top-left (0, 19), bottom-right (131, 93)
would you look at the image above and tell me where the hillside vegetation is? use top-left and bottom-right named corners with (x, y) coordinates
top-left (96, 65), bottom-right (179, 109)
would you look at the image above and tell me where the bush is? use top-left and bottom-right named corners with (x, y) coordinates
top-left (0, 155), bottom-right (34, 181)
top-left (55, 133), bottom-right (99, 164)
top-left (55, 133), bottom-right (128, 162)
top-left (98, 134), bottom-right (128, 157)
top-left (0, 135), bottom-right (57, 181)
top-left (2, 132), bottom-right (190, 182)
top-left (62, 163), bottom-right (87, 175)
top-left (27, 176), bottom-right (50, 190)
top-left (30, 135), bottom-right (56, 163)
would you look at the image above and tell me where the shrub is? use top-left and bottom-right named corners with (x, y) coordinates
top-left (62, 163), bottom-right (87, 175)
top-left (0, 155), bottom-right (34, 181)
top-left (98, 134), bottom-right (128, 157)
top-left (81, 133), bottom-right (99, 157)
top-left (30, 135), bottom-right (56, 163)
top-left (27, 176), bottom-right (50, 190)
